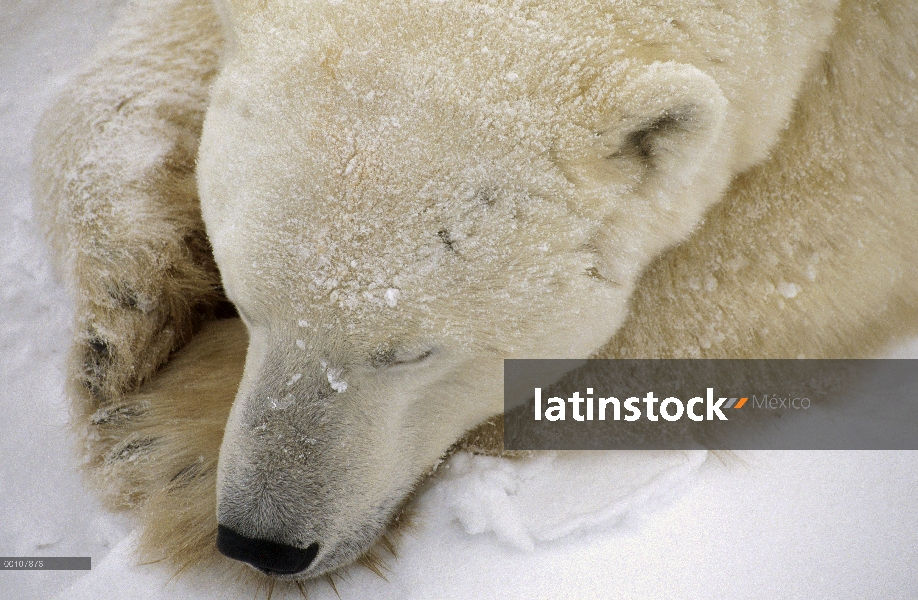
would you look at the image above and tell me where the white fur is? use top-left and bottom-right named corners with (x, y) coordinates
top-left (32, 0), bottom-right (918, 582)
top-left (197, 0), bottom-right (838, 577)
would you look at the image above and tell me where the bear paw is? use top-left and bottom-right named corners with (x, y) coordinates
top-left (69, 243), bottom-right (228, 411)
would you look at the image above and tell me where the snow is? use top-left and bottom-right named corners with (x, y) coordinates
top-left (385, 287), bottom-right (400, 307)
top-left (320, 360), bottom-right (348, 393)
top-left (269, 395), bottom-right (295, 411)
top-left (777, 281), bottom-right (801, 299)
top-left (1, 1), bottom-right (917, 599)
top-left (433, 450), bottom-right (708, 552)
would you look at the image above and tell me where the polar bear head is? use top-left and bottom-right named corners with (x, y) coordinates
top-left (198, 0), bottom-right (729, 579)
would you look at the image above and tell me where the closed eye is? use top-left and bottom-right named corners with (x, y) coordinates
top-left (371, 346), bottom-right (437, 368)
top-left (397, 348), bottom-right (435, 365)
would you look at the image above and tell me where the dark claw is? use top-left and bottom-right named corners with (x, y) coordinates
top-left (80, 377), bottom-right (105, 401)
top-left (106, 437), bottom-right (156, 462)
top-left (108, 285), bottom-right (153, 312)
top-left (91, 403), bottom-right (144, 426)
top-left (81, 336), bottom-right (113, 400)
top-left (88, 337), bottom-right (111, 359)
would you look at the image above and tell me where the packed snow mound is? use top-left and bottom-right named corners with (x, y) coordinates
top-left (432, 450), bottom-right (708, 551)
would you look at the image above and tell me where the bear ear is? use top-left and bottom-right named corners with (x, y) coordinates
top-left (557, 62), bottom-right (728, 196)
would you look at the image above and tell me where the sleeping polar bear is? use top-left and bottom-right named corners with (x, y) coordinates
top-left (33, 0), bottom-right (918, 582)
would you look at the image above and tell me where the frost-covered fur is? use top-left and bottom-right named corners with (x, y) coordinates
top-left (32, 0), bottom-right (918, 583)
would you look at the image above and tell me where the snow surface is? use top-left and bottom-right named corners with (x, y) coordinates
top-left (1, 1), bottom-right (917, 599)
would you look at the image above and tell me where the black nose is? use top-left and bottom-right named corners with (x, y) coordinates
top-left (216, 525), bottom-right (319, 575)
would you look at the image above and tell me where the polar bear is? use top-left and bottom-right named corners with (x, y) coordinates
top-left (33, 0), bottom-right (918, 583)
